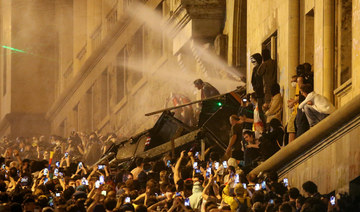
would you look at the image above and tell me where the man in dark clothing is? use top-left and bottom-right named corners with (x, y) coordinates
top-left (225, 115), bottom-right (244, 161)
top-left (257, 49), bottom-right (277, 104)
top-left (193, 79), bottom-right (220, 99)
top-left (288, 187), bottom-right (300, 209)
top-left (251, 53), bottom-right (264, 109)
top-left (84, 134), bottom-right (102, 166)
top-left (295, 64), bottom-right (313, 137)
top-left (302, 181), bottom-right (322, 199)
top-left (66, 132), bottom-right (84, 161)
top-left (238, 94), bottom-right (254, 130)
top-left (242, 131), bottom-right (260, 167)
top-left (259, 118), bottom-right (282, 159)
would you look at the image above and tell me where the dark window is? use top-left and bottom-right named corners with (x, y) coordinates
top-left (100, 70), bottom-right (109, 120)
top-left (262, 31), bottom-right (278, 82)
top-left (335, 0), bottom-right (352, 86)
top-left (116, 48), bottom-right (126, 103)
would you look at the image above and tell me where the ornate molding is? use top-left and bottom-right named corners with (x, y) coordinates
top-left (181, 0), bottom-right (226, 19)
top-left (76, 44), bottom-right (87, 61)
top-left (168, 0), bottom-right (226, 38)
top-left (63, 60), bottom-right (73, 79)
top-left (334, 79), bottom-right (352, 97)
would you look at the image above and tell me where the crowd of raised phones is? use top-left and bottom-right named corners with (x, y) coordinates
top-left (0, 54), bottom-right (355, 211)
top-left (0, 132), bottom-right (358, 212)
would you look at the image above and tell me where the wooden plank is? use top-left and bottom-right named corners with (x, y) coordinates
top-left (137, 129), bottom-right (201, 158)
top-left (171, 128), bottom-right (184, 158)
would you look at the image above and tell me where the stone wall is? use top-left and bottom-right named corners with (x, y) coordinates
top-left (281, 118), bottom-right (360, 194)
top-left (47, 0), bottom-right (238, 138)
top-left (247, 0), bottom-right (299, 122)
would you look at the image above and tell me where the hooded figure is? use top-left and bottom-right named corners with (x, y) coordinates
top-left (189, 181), bottom-right (203, 210)
top-left (250, 53), bottom-right (264, 99)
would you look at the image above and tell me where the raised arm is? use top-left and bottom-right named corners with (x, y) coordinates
top-left (202, 175), bottom-right (213, 200)
top-left (87, 167), bottom-right (98, 181)
top-left (173, 150), bottom-right (185, 187)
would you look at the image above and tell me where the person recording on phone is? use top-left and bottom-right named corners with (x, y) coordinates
top-left (237, 94), bottom-right (254, 131)
top-left (222, 177), bottom-right (252, 211)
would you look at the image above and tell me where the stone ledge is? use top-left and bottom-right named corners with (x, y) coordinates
top-left (334, 79), bottom-right (352, 97)
top-left (250, 93), bottom-right (360, 176)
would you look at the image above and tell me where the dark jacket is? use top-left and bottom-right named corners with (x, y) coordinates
top-left (201, 82), bottom-right (220, 99)
top-left (251, 65), bottom-right (264, 98)
top-left (257, 59), bottom-right (277, 103)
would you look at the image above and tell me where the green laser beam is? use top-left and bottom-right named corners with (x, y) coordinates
top-left (1, 45), bottom-right (56, 62)
top-left (2, 45), bottom-right (26, 53)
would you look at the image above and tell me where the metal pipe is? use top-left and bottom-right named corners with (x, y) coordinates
top-left (144, 87), bottom-right (246, 116)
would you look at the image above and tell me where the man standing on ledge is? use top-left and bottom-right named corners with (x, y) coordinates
top-left (193, 79), bottom-right (220, 99)
top-left (257, 49), bottom-right (277, 104)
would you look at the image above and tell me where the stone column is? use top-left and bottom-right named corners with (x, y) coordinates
top-left (353, 0), bottom-right (360, 96)
top-left (285, 0), bottom-right (299, 121)
top-left (323, 0), bottom-right (335, 101)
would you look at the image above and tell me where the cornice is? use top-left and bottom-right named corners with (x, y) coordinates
top-left (181, 0), bottom-right (226, 19)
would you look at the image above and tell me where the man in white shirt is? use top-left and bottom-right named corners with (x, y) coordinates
top-left (131, 157), bottom-right (144, 180)
top-left (298, 84), bottom-right (335, 127)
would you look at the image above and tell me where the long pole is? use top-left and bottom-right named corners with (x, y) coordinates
top-left (145, 87), bottom-right (245, 116)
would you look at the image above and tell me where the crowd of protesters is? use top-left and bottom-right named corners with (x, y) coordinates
top-left (0, 131), bottom-right (358, 212)
top-left (0, 49), bottom-right (352, 212)
top-left (250, 49), bottom-right (335, 144)
top-left (229, 49), bottom-right (336, 169)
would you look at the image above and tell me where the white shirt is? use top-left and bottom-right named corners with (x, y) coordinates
top-left (130, 167), bottom-right (143, 180)
top-left (298, 91), bottom-right (335, 114)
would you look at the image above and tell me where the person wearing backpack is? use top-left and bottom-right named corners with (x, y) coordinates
top-left (222, 177), bottom-right (251, 211)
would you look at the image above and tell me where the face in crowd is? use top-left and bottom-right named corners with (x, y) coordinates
top-left (194, 82), bottom-right (203, 90)
top-left (243, 133), bottom-right (254, 143)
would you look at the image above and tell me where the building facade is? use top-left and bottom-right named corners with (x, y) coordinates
top-left (247, 0), bottom-right (359, 121)
top-left (0, 0), bottom-right (57, 137)
top-left (247, 0), bottom-right (360, 195)
top-left (45, 0), bottom-right (246, 138)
